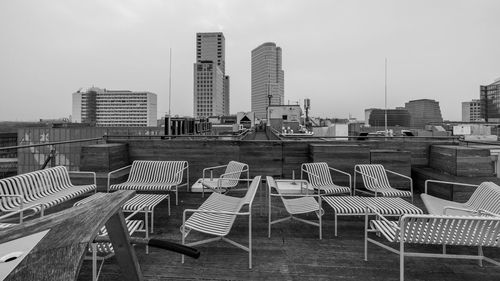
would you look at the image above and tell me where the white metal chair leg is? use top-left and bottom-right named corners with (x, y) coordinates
top-left (400, 240), bottom-right (405, 281)
top-left (92, 243), bottom-right (97, 281)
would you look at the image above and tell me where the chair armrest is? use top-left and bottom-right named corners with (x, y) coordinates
top-left (443, 206), bottom-right (477, 215)
top-left (478, 209), bottom-right (500, 217)
top-left (68, 171), bottom-right (97, 186)
top-left (183, 208), bottom-right (250, 217)
top-left (203, 165), bottom-right (228, 179)
top-left (424, 179), bottom-right (478, 194)
top-left (385, 169), bottom-right (412, 192)
top-left (107, 165), bottom-right (132, 192)
top-left (328, 166), bottom-right (352, 189)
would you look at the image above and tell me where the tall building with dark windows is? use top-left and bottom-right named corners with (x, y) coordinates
top-left (480, 78), bottom-right (500, 122)
top-left (404, 99), bottom-right (443, 128)
top-left (366, 108), bottom-right (411, 127)
top-left (251, 42), bottom-right (284, 119)
top-left (193, 32), bottom-right (229, 117)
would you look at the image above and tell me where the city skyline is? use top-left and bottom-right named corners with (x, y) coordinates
top-left (1, 0), bottom-right (499, 121)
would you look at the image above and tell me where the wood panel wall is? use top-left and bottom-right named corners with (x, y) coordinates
top-left (90, 138), bottom-right (456, 191)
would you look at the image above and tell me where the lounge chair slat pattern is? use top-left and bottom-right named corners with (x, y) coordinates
top-left (354, 164), bottom-right (413, 201)
top-left (301, 162), bottom-right (351, 195)
top-left (201, 161), bottom-right (249, 196)
top-left (422, 181), bottom-right (500, 215)
top-left (182, 176), bottom-right (261, 269)
top-left (0, 166), bottom-right (96, 216)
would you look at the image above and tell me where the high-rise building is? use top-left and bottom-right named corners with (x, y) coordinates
top-left (251, 42), bottom-right (284, 119)
top-left (480, 78), bottom-right (500, 122)
top-left (462, 99), bottom-right (482, 122)
top-left (72, 87), bottom-right (157, 127)
top-left (405, 99), bottom-right (443, 128)
top-left (194, 32), bottom-right (229, 117)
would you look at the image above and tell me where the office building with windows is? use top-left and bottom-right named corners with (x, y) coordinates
top-left (462, 99), bottom-right (483, 122)
top-left (480, 78), bottom-right (500, 122)
top-left (366, 108), bottom-right (411, 127)
top-left (404, 99), bottom-right (443, 128)
top-left (72, 87), bottom-right (157, 127)
top-left (194, 32), bottom-right (230, 117)
top-left (251, 42), bottom-right (284, 119)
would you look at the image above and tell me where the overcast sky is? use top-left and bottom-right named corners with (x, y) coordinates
top-left (1, 0), bottom-right (499, 121)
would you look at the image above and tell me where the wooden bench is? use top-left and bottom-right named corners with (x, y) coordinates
top-left (181, 176), bottom-right (261, 269)
top-left (0, 166), bottom-right (96, 221)
top-left (108, 160), bottom-right (189, 205)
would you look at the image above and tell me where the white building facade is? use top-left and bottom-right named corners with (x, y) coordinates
top-left (194, 32), bottom-right (229, 117)
top-left (251, 42), bottom-right (284, 119)
top-left (72, 87), bottom-right (157, 127)
top-left (462, 99), bottom-right (483, 122)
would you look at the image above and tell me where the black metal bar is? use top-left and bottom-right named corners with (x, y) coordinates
top-left (0, 137), bottom-right (102, 151)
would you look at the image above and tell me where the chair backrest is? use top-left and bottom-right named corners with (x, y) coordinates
top-left (356, 164), bottom-right (391, 190)
top-left (466, 182), bottom-right (500, 214)
top-left (241, 176), bottom-right (261, 207)
top-left (220, 161), bottom-right (248, 187)
top-left (0, 166), bottom-right (71, 211)
top-left (128, 161), bottom-right (187, 184)
top-left (397, 215), bottom-right (500, 247)
top-left (302, 162), bottom-right (334, 187)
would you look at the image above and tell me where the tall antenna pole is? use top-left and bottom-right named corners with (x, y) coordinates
top-left (384, 58), bottom-right (388, 135)
top-left (168, 48), bottom-right (172, 116)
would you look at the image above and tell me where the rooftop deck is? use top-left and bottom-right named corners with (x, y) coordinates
top-left (73, 190), bottom-right (500, 281)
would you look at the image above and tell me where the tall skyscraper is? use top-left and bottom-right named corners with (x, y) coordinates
top-left (72, 87), bottom-right (157, 127)
top-left (251, 42), bottom-right (284, 119)
top-left (404, 99), bottom-right (443, 128)
top-left (480, 78), bottom-right (500, 122)
top-left (462, 99), bottom-right (482, 122)
top-left (193, 32), bottom-right (230, 117)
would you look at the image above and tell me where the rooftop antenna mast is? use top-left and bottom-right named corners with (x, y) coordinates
top-left (384, 58), bottom-right (388, 135)
top-left (168, 48), bottom-right (172, 116)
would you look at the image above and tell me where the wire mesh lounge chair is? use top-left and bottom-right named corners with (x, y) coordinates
top-left (354, 164), bottom-right (413, 203)
top-left (201, 161), bottom-right (249, 197)
top-left (181, 176), bottom-right (261, 269)
top-left (267, 176), bottom-right (323, 239)
top-left (300, 162), bottom-right (351, 195)
top-left (422, 180), bottom-right (500, 215)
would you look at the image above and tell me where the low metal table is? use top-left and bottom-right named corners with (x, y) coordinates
top-left (323, 196), bottom-right (423, 236)
top-left (75, 193), bottom-right (170, 234)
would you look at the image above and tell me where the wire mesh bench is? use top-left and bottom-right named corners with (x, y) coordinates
top-left (365, 209), bottom-right (500, 281)
top-left (0, 166), bottom-right (96, 221)
top-left (108, 160), bottom-right (189, 206)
